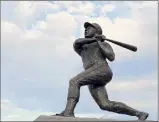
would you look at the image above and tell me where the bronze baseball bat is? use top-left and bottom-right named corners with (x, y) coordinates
top-left (105, 38), bottom-right (137, 52)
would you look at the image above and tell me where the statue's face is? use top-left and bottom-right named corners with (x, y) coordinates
top-left (85, 26), bottom-right (96, 38)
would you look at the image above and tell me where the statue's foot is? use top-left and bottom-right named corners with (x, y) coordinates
top-left (55, 111), bottom-right (65, 116)
top-left (138, 112), bottom-right (149, 120)
top-left (55, 111), bottom-right (75, 117)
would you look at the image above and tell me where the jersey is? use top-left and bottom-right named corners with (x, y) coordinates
top-left (80, 41), bottom-right (107, 69)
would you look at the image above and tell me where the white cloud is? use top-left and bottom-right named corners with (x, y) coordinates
top-left (107, 72), bottom-right (157, 91)
top-left (125, 1), bottom-right (157, 10)
top-left (53, 1), bottom-right (95, 16)
top-left (14, 1), bottom-right (60, 27)
top-left (100, 4), bottom-right (116, 14)
top-left (15, 1), bottom-right (60, 16)
top-left (15, 1), bottom-right (35, 17)
top-left (1, 10), bottom-right (78, 57)
top-left (1, 99), bottom-right (54, 121)
top-left (1, 10), bottom-right (80, 88)
top-left (1, 21), bottom-right (24, 55)
top-left (1, 20), bottom-right (24, 37)
top-left (68, 2), bottom-right (95, 15)
top-left (53, 1), bottom-right (83, 9)
top-left (2, 1), bottom-right (157, 63)
top-left (39, 11), bottom-right (78, 37)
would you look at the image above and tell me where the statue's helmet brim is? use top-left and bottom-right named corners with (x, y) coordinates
top-left (84, 22), bottom-right (96, 29)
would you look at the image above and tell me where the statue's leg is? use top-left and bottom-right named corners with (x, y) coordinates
top-left (56, 65), bottom-right (108, 117)
top-left (88, 85), bottom-right (149, 120)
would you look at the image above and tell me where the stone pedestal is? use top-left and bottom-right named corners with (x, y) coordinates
top-left (34, 115), bottom-right (153, 121)
top-left (34, 115), bottom-right (116, 121)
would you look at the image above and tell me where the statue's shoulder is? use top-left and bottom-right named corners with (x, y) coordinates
top-left (102, 41), bottom-right (112, 47)
top-left (102, 41), bottom-right (109, 45)
top-left (74, 38), bottom-right (85, 43)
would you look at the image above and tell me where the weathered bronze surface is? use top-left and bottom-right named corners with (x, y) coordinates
top-left (56, 22), bottom-right (149, 120)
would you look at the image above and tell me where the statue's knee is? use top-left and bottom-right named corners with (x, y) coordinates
top-left (99, 103), bottom-right (110, 110)
top-left (99, 105), bottom-right (106, 110)
top-left (69, 78), bottom-right (75, 85)
top-left (69, 77), bottom-right (78, 86)
top-left (99, 101), bottom-right (114, 111)
top-left (111, 101), bottom-right (126, 108)
top-left (107, 101), bottom-right (123, 110)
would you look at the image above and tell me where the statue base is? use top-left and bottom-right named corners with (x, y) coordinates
top-left (34, 115), bottom-right (152, 121)
top-left (34, 115), bottom-right (116, 121)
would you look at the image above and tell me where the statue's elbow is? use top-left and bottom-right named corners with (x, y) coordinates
top-left (75, 38), bottom-right (83, 44)
top-left (74, 40), bottom-right (81, 48)
top-left (109, 54), bottom-right (115, 62)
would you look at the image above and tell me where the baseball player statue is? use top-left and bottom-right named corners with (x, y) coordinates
top-left (55, 22), bottom-right (149, 120)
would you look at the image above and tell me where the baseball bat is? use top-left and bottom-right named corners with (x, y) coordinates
top-left (105, 38), bottom-right (137, 52)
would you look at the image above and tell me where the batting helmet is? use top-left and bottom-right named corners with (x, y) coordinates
top-left (84, 22), bottom-right (102, 35)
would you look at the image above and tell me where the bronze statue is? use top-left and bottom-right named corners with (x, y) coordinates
top-left (55, 22), bottom-right (149, 120)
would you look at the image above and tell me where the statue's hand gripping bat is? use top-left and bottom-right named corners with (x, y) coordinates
top-left (95, 34), bottom-right (137, 52)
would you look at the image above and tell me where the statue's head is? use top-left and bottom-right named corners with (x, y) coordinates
top-left (84, 22), bottom-right (102, 38)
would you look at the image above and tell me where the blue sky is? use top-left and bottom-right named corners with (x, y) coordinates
top-left (1, 1), bottom-right (158, 121)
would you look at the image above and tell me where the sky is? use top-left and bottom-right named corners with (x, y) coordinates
top-left (1, 1), bottom-right (158, 121)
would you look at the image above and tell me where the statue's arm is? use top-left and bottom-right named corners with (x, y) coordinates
top-left (73, 38), bottom-right (96, 56)
top-left (98, 41), bottom-right (115, 61)
top-left (73, 41), bottom-right (83, 56)
top-left (75, 38), bottom-right (97, 45)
